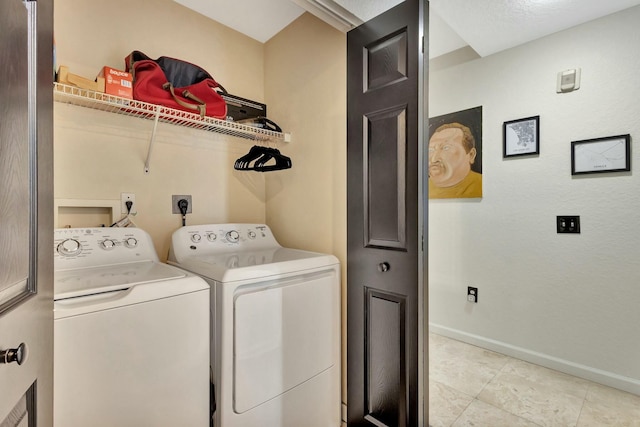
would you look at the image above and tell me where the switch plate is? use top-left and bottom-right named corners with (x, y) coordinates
top-left (557, 216), bottom-right (580, 233)
top-left (121, 192), bottom-right (136, 214)
top-left (172, 195), bottom-right (192, 214)
top-left (467, 286), bottom-right (478, 303)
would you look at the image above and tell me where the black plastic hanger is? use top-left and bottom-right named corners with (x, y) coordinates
top-left (254, 147), bottom-right (291, 172)
top-left (234, 145), bottom-right (264, 169)
top-left (234, 146), bottom-right (292, 172)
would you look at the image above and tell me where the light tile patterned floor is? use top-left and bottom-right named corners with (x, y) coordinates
top-left (429, 333), bottom-right (640, 427)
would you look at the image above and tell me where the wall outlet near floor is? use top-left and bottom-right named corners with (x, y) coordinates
top-left (467, 286), bottom-right (478, 303)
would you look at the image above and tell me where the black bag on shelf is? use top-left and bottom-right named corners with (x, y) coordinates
top-left (221, 93), bottom-right (267, 122)
top-left (236, 116), bottom-right (282, 133)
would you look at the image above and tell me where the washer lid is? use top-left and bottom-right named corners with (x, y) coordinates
top-left (54, 261), bottom-right (187, 300)
top-left (173, 247), bottom-right (339, 282)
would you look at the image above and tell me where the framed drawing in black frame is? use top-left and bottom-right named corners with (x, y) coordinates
top-left (503, 115), bottom-right (539, 158)
top-left (571, 134), bottom-right (631, 175)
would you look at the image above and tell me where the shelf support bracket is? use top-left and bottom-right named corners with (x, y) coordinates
top-left (144, 107), bottom-right (161, 174)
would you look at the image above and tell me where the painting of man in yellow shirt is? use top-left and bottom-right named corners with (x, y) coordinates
top-left (428, 107), bottom-right (482, 199)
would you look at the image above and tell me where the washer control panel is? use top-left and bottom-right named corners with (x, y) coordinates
top-left (169, 224), bottom-right (281, 260)
top-left (54, 228), bottom-right (156, 270)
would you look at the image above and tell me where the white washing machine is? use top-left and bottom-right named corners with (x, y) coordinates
top-left (53, 227), bottom-right (210, 427)
top-left (167, 224), bottom-right (341, 427)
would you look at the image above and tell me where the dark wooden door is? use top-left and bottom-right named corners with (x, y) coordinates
top-left (347, 1), bottom-right (425, 425)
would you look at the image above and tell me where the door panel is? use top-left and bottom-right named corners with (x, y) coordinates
top-left (347, 1), bottom-right (425, 426)
top-left (0, 389), bottom-right (33, 427)
top-left (0, 0), bottom-right (30, 313)
top-left (0, 0), bottom-right (54, 425)
top-left (366, 31), bottom-right (408, 91)
top-left (364, 106), bottom-right (407, 249)
top-left (365, 288), bottom-right (406, 427)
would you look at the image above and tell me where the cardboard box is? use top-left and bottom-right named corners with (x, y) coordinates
top-left (98, 66), bottom-right (133, 99)
top-left (57, 65), bottom-right (105, 93)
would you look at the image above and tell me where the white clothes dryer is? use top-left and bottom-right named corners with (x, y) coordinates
top-left (53, 227), bottom-right (210, 427)
top-left (167, 224), bottom-right (341, 427)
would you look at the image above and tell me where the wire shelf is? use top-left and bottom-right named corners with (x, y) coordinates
top-left (53, 83), bottom-right (290, 143)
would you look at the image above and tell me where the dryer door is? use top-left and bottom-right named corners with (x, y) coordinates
top-left (233, 269), bottom-right (339, 413)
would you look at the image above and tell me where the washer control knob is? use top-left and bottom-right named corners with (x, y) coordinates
top-left (206, 233), bottom-right (217, 242)
top-left (124, 237), bottom-right (138, 248)
top-left (226, 230), bottom-right (240, 243)
top-left (247, 230), bottom-right (256, 239)
top-left (191, 234), bottom-right (202, 243)
top-left (57, 239), bottom-right (81, 256)
top-left (100, 239), bottom-right (116, 250)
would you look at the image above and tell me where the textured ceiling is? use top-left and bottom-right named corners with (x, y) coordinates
top-left (331, 0), bottom-right (403, 22)
top-left (174, 0), bottom-right (640, 58)
top-left (429, 0), bottom-right (640, 57)
top-left (173, 0), bottom-right (306, 43)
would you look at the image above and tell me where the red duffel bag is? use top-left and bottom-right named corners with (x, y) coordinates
top-left (125, 50), bottom-right (227, 119)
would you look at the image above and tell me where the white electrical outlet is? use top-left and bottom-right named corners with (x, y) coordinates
top-left (121, 193), bottom-right (136, 214)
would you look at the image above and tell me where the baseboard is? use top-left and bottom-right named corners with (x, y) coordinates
top-left (429, 323), bottom-right (640, 396)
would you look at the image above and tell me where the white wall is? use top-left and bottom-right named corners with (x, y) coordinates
top-left (428, 6), bottom-right (640, 394)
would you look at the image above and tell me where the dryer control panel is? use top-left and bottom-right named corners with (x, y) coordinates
top-left (169, 224), bottom-right (281, 260)
top-left (54, 227), bottom-right (158, 269)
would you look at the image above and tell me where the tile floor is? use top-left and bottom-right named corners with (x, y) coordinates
top-left (429, 332), bottom-right (640, 427)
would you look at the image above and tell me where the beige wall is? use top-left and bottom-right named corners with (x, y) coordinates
top-left (54, 0), bottom-right (269, 257)
top-left (264, 12), bottom-right (348, 402)
top-left (54, 0), bottom-right (348, 404)
top-left (55, 0), bottom-right (264, 101)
